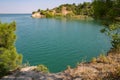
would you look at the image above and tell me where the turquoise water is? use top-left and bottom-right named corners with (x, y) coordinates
top-left (0, 14), bottom-right (111, 72)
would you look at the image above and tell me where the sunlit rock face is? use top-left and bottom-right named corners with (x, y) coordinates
top-left (32, 12), bottom-right (45, 18)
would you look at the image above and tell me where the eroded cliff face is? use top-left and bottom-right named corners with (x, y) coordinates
top-left (1, 51), bottom-right (120, 80)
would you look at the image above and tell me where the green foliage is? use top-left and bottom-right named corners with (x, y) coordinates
top-left (0, 21), bottom-right (16, 49)
top-left (33, 2), bottom-right (93, 18)
top-left (93, 0), bottom-right (120, 52)
top-left (93, 0), bottom-right (120, 20)
top-left (55, 7), bottom-right (62, 13)
top-left (0, 63), bottom-right (9, 77)
top-left (75, 2), bottom-right (93, 16)
top-left (0, 48), bottom-right (22, 70)
top-left (34, 64), bottom-right (49, 73)
top-left (55, 13), bottom-right (63, 17)
top-left (46, 12), bottom-right (54, 18)
top-left (40, 10), bottom-right (46, 15)
top-left (37, 10), bottom-right (54, 18)
top-left (56, 3), bottom-right (93, 16)
top-left (32, 11), bottom-right (36, 14)
top-left (99, 54), bottom-right (109, 63)
top-left (66, 13), bottom-right (74, 18)
top-left (93, 0), bottom-right (108, 19)
top-left (0, 22), bottom-right (22, 77)
top-left (91, 57), bottom-right (97, 63)
top-left (109, 24), bottom-right (120, 51)
top-left (101, 23), bottom-right (120, 52)
top-left (64, 4), bottom-right (76, 14)
top-left (37, 9), bottom-right (41, 12)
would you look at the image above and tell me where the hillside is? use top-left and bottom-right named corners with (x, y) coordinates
top-left (32, 2), bottom-right (93, 18)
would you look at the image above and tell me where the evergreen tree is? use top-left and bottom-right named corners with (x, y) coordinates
top-left (0, 22), bottom-right (22, 77)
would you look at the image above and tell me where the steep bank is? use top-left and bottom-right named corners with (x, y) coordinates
top-left (1, 52), bottom-right (120, 80)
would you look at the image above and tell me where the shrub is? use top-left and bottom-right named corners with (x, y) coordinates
top-left (0, 63), bottom-right (9, 77)
top-left (34, 64), bottom-right (49, 73)
top-left (98, 54), bottom-right (109, 63)
top-left (32, 11), bottom-right (36, 14)
top-left (91, 57), bottom-right (97, 63)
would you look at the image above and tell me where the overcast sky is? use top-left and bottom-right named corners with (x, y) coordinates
top-left (0, 0), bottom-right (92, 13)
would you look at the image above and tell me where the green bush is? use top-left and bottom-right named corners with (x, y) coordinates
top-left (0, 63), bottom-right (9, 77)
top-left (99, 54), bottom-right (109, 63)
top-left (46, 12), bottom-right (54, 18)
top-left (91, 57), bottom-right (97, 63)
top-left (32, 11), bottom-right (36, 14)
top-left (35, 64), bottom-right (49, 73)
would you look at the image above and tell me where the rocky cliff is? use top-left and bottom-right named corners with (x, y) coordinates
top-left (32, 12), bottom-right (45, 18)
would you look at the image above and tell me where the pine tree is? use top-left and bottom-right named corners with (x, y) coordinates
top-left (0, 21), bottom-right (22, 77)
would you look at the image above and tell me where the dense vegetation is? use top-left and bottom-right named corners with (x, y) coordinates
top-left (93, 0), bottom-right (120, 20)
top-left (0, 22), bottom-right (22, 77)
top-left (92, 0), bottom-right (120, 52)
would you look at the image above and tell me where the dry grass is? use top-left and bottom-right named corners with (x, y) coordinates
top-left (62, 52), bottom-right (120, 80)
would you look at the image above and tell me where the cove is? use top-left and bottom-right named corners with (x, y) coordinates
top-left (0, 14), bottom-right (111, 72)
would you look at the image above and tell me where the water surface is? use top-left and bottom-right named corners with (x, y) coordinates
top-left (0, 14), bottom-right (111, 72)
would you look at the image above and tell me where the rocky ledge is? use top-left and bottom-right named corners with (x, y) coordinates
top-left (1, 52), bottom-right (120, 80)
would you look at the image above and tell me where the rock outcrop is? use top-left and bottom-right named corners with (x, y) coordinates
top-left (32, 12), bottom-right (45, 18)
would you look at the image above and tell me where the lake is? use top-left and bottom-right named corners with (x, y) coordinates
top-left (0, 14), bottom-right (111, 72)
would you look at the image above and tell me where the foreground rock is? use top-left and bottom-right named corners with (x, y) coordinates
top-left (1, 52), bottom-right (120, 80)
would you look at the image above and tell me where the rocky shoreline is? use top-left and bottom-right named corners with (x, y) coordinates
top-left (1, 52), bottom-right (120, 80)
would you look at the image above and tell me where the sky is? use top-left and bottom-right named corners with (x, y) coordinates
top-left (0, 0), bottom-right (92, 14)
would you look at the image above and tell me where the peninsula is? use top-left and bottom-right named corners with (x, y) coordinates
top-left (32, 2), bottom-right (93, 19)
